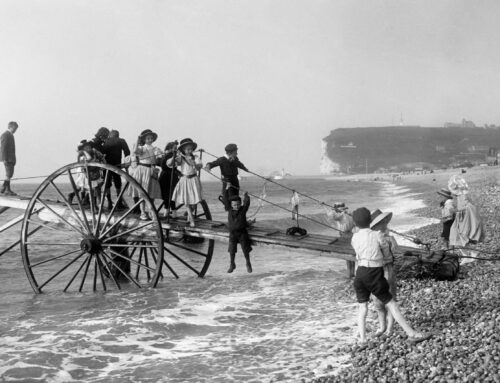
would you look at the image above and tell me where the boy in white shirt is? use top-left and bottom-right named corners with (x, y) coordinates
top-left (351, 207), bottom-right (432, 348)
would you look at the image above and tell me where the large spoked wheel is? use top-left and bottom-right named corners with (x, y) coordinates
top-left (20, 162), bottom-right (164, 293)
top-left (162, 200), bottom-right (215, 279)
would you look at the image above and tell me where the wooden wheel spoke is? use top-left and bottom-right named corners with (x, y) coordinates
top-left (67, 169), bottom-right (92, 231)
top-left (63, 254), bottom-right (91, 292)
top-left (30, 249), bottom-right (82, 268)
top-left (99, 198), bottom-right (144, 240)
top-left (36, 198), bottom-right (87, 236)
top-left (107, 248), bottom-right (156, 273)
top-left (95, 254), bottom-right (107, 291)
top-left (85, 164), bottom-right (98, 233)
top-left (95, 169), bottom-right (111, 236)
top-left (100, 250), bottom-right (141, 288)
top-left (97, 253), bottom-right (120, 290)
top-left (143, 248), bottom-right (151, 280)
top-left (168, 241), bottom-right (208, 257)
top-left (38, 251), bottom-right (86, 290)
top-left (149, 244), bottom-right (178, 279)
top-left (101, 221), bottom-right (155, 243)
top-left (135, 247), bottom-right (143, 280)
top-left (78, 254), bottom-right (93, 292)
top-left (164, 246), bottom-right (201, 276)
top-left (92, 256), bottom-right (98, 291)
top-left (101, 243), bottom-right (158, 249)
top-left (49, 181), bottom-right (88, 233)
top-left (99, 180), bottom-right (130, 235)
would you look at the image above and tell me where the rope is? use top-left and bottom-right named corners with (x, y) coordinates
top-left (201, 149), bottom-right (343, 211)
top-left (201, 167), bottom-right (345, 233)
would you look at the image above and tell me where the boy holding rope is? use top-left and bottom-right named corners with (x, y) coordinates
top-left (205, 143), bottom-right (248, 210)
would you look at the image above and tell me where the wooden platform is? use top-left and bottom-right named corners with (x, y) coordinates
top-left (0, 194), bottom-right (431, 277)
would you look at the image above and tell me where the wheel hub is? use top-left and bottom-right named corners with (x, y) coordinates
top-left (80, 236), bottom-right (102, 254)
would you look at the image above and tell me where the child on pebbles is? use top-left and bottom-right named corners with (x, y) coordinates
top-left (351, 207), bottom-right (432, 349)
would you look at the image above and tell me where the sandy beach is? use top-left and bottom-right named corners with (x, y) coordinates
top-left (312, 166), bottom-right (500, 382)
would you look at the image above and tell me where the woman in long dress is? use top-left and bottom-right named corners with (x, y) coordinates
top-left (129, 129), bottom-right (163, 220)
top-left (447, 175), bottom-right (483, 250)
top-left (168, 138), bottom-right (203, 227)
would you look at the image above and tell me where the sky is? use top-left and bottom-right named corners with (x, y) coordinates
top-left (2, 0), bottom-right (500, 179)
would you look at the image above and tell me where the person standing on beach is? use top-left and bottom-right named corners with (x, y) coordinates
top-left (369, 209), bottom-right (397, 336)
top-left (351, 207), bottom-right (432, 348)
top-left (102, 130), bottom-right (131, 210)
top-left (0, 121), bottom-right (19, 196)
top-left (437, 188), bottom-right (456, 249)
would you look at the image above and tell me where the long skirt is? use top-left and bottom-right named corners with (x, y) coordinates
top-left (128, 166), bottom-right (162, 200)
top-left (172, 176), bottom-right (203, 205)
top-left (449, 204), bottom-right (483, 247)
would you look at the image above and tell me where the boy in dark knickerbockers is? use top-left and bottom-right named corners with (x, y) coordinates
top-left (226, 192), bottom-right (253, 273)
top-left (205, 143), bottom-right (248, 210)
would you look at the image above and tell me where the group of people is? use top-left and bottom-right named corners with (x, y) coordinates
top-left (72, 127), bottom-right (254, 273)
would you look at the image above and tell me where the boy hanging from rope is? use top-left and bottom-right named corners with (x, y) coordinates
top-left (226, 192), bottom-right (253, 273)
top-left (205, 143), bottom-right (248, 211)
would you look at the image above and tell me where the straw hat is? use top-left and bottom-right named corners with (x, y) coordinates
top-left (370, 209), bottom-right (393, 229)
top-left (333, 202), bottom-right (348, 211)
top-left (437, 188), bottom-right (452, 198)
top-left (139, 129), bottom-right (158, 142)
top-left (178, 138), bottom-right (198, 152)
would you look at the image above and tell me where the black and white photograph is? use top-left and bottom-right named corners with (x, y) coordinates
top-left (1, 1), bottom-right (499, 382)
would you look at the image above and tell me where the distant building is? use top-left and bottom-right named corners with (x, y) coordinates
top-left (444, 119), bottom-right (476, 128)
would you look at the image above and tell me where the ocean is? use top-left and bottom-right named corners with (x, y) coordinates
top-left (0, 177), bottom-right (438, 382)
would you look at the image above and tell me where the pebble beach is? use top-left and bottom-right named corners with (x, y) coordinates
top-left (312, 167), bottom-right (500, 383)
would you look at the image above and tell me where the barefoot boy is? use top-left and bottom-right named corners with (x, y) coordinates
top-left (226, 192), bottom-right (253, 273)
top-left (351, 207), bottom-right (431, 347)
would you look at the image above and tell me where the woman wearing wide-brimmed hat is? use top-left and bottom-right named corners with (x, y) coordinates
top-left (167, 138), bottom-right (203, 227)
top-left (128, 129), bottom-right (163, 220)
top-left (446, 175), bottom-right (483, 248)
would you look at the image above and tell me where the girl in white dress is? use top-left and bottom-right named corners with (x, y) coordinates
top-left (129, 129), bottom-right (164, 220)
top-left (168, 138), bottom-right (203, 227)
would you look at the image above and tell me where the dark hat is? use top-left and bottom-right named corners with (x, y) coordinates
top-left (95, 127), bottom-right (110, 139)
top-left (178, 138), bottom-right (197, 152)
top-left (77, 139), bottom-right (94, 151)
top-left (229, 195), bottom-right (242, 202)
top-left (334, 202), bottom-right (348, 211)
top-left (165, 141), bottom-right (177, 151)
top-left (352, 207), bottom-right (371, 228)
top-left (225, 143), bottom-right (238, 153)
top-left (140, 129), bottom-right (158, 142)
top-left (370, 209), bottom-right (393, 229)
top-left (437, 188), bottom-right (452, 198)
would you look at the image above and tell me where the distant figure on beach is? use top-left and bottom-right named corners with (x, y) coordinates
top-left (169, 138), bottom-right (203, 227)
top-left (225, 192), bottom-right (253, 273)
top-left (447, 175), bottom-right (483, 248)
top-left (159, 141), bottom-right (179, 218)
top-left (129, 129), bottom-right (163, 221)
top-left (102, 130), bottom-right (131, 210)
top-left (369, 209), bottom-right (398, 336)
top-left (205, 143), bottom-right (248, 211)
top-left (0, 121), bottom-right (18, 196)
top-left (437, 188), bottom-right (456, 248)
top-left (351, 207), bottom-right (431, 348)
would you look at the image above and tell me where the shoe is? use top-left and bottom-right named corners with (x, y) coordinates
top-left (171, 210), bottom-right (178, 219)
top-left (4, 189), bottom-right (17, 196)
top-left (0, 181), bottom-right (5, 194)
top-left (246, 263), bottom-right (253, 273)
top-left (227, 263), bottom-right (236, 273)
top-left (139, 213), bottom-right (150, 221)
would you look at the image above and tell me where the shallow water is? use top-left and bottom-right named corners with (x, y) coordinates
top-left (0, 178), bottom-right (436, 382)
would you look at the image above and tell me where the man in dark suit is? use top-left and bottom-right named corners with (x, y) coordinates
top-left (0, 121), bottom-right (19, 195)
top-left (102, 129), bottom-right (130, 209)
